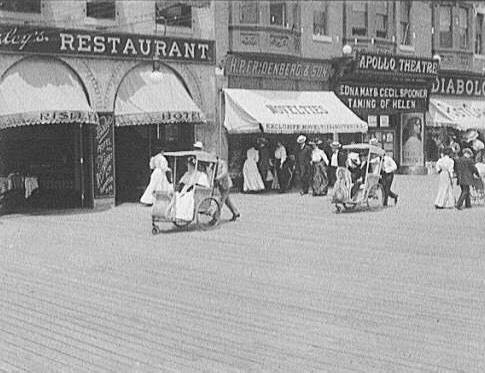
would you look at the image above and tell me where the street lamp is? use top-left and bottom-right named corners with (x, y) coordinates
top-left (342, 44), bottom-right (353, 56)
top-left (432, 53), bottom-right (441, 63)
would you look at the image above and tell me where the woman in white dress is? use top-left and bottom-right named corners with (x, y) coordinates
top-left (242, 146), bottom-right (265, 192)
top-left (140, 153), bottom-right (171, 205)
top-left (434, 148), bottom-right (455, 209)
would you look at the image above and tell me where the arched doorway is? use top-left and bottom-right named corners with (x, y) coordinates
top-left (113, 64), bottom-right (204, 204)
top-left (0, 57), bottom-right (96, 211)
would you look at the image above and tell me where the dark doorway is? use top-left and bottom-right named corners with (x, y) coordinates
top-left (114, 123), bottom-right (193, 204)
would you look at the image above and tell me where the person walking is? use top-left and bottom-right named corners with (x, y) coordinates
top-left (454, 148), bottom-right (480, 210)
top-left (215, 157), bottom-right (240, 221)
top-left (257, 137), bottom-right (272, 191)
top-left (273, 140), bottom-right (287, 192)
top-left (309, 140), bottom-right (329, 196)
top-left (140, 153), bottom-right (171, 205)
top-left (381, 152), bottom-right (399, 207)
top-left (242, 145), bottom-right (265, 192)
top-left (328, 141), bottom-right (342, 187)
top-left (434, 148), bottom-right (455, 209)
top-left (295, 135), bottom-right (312, 195)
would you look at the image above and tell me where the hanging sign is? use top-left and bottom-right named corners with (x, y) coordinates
top-left (0, 24), bottom-right (214, 63)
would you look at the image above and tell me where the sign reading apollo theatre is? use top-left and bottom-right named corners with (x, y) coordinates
top-left (0, 24), bottom-right (214, 63)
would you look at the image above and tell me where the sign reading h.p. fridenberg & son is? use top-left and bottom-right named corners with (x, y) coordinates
top-left (0, 25), bottom-right (214, 63)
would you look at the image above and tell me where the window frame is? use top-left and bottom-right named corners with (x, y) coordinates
top-left (313, 8), bottom-right (328, 37)
top-left (458, 6), bottom-right (469, 50)
top-left (438, 5), bottom-right (453, 49)
top-left (399, 0), bottom-right (412, 46)
top-left (476, 13), bottom-right (484, 55)
top-left (155, 2), bottom-right (192, 29)
top-left (375, 1), bottom-right (389, 39)
top-left (0, 0), bottom-right (41, 14)
top-left (239, 1), bottom-right (259, 24)
top-left (269, 2), bottom-right (286, 27)
top-left (351, 2), bottom-right (368, 37)
top-left (85, 0), bottom-right (116, 20)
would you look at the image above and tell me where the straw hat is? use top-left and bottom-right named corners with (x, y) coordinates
top-left (464, 130), bottom-right (479, 142)
top-left (193, 141), bottom-right (204, 150)
top-left (330, 140), bottom-right (341, 149)
top-left (462, 148), bottom-right (473, 157)
top-left (297, 135), bottom-right (307, 144)
top-left (369, 138), bottom-right (380, 146)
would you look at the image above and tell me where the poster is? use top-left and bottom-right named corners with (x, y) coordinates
top-left (368, 115), bottom-right (377, 127)
top-left (401, 113), bottom-right (424, 166)
top-left (95, 113), bottom-right (115, 197)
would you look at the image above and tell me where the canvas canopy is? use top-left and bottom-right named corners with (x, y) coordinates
top-left (429, 97), bottom-right (485, 130)
top-left (223, 89), bottom-right (367, 134)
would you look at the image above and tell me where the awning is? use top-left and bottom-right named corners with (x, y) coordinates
top-left (223, 89), bottom-right (367, 134)
top-left (115, 65), bottom-right (205, 126)
top-left (429, 97), bottom-right (485, 130)
top-left (0, 57), bottom-right (97, 129)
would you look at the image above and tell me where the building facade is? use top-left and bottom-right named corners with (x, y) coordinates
top-left (0, 0), bottom-right (217, 210)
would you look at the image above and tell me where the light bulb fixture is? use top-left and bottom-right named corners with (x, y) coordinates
top-left (342, 44), bottom-right (352, 56)
top-left (432, 54), bottom-right (441, 63)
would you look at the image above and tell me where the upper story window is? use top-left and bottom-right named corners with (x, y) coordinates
top-left (400, 1), bottom-right (412, 45)
top-left (351, 2), bottom-right (368, 37)
top-left (458, 7), bottom-right (469, 50)
top-left (292, 2), bottom-right (300, 31)
top-left (156, 2), bottom-right (192, 28)
top-left (439, 5), bottom-right (452, 48)
top-left (86, 0), bottom-right (115, 19)
top-left (313, 6), bottom-right (328, 36)
top-left (270, 2), bottom-right (286, 26)
top-left (0, 0), bottom-right (41, 13)
top-left (375, 1), bottom-right (388, 39)
top-left (476, 13), bottom-right (484, 55)
top-left (240, 1), bottom-right (258, 24)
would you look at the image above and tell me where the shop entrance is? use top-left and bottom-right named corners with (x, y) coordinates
top-left (0, 124), bottom-right (94, 212)
top-left (114, 123), bottom-right (193, 204)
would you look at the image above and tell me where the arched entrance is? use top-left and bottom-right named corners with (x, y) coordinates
top-left (0, 57), bottom-right (96, 211)
top-left (113, 64), bottom-right (204, 204)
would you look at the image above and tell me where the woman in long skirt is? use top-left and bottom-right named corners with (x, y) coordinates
top-left (140, 153), bottom-right (171, 205)
top-left (243, 146), bottom-right (265, 192)
top-left (434, 148), bottom-right (455, 209)
top-left (310, 141), bottom-right (329, 196)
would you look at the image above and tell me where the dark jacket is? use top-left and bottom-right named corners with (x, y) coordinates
top-left (454, 156), bottom-right (479, 186)
top-left (337, 149), bottom-right (348, 167)
top-left (295, 144), bottom-right (312, 174)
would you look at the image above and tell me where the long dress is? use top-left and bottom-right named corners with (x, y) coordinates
top-left (140, 154), bottom-right (171, 205)
top-left (243, 147), bottom-right (265, 192)
top-left (272, 145), bottom-right (287, 191)
top-left (311, 148), bottom-right (329, 196)
top-left (434, 155), bottom-right (455, 208)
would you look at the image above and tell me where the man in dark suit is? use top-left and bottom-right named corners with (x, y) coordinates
top-left (295, 135), bottom-right (312, 195)
top-left (454, 148), bottom-right (480, 210)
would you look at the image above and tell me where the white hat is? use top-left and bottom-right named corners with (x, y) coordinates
top-left (465, 130), bottom-right (479, 142)
top-left (348, 152), bottom-right (361, 166)
top-left (193, 141), bottom-right (203, 150)
top-left (369, 138), bottom-right (380, 146)
top-left (330, 140), bottom-right (341, 149)
top-left (297, 135), bottom-right (307, 144)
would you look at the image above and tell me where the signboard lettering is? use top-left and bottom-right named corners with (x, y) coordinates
top-left (225, 54), bottom-right (333, 82)
top-left (357, 52), bottom-right (439, 78)
top-left (0, 25), bottom-right (214, 63)
top-left (337, 83), bottom-right (429, 114)
top-left (432, 74), bottom-right (485, 97)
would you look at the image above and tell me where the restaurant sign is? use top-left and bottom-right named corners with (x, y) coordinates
top-left (225, 54), bottom-right (333, 81)
top-left (337, 82), bottom-right (429, 114)
top-left (356, 52), bottom-right (439, 79)
top-left (432, 73), bottom-right (485, 97)
top-left (0, 24), bottom-right (214, 63)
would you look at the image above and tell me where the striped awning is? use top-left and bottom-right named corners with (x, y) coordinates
top-left (0, 57), bottom-right (97, 129)
top-left (429, 97), bottom-right (485, 130)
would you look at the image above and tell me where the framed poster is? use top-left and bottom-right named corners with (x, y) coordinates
top-left (368, 115), bottom-right (378, 127)
top-left (401, 113), bottom-right (424, 166)
top-left (380, 115), bottom-right (389, 127)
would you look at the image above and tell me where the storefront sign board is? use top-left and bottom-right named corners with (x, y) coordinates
top-left (0, 24), bottom-right (214, 63)
top-left (337, 82), bottom-right (429, 114)
top-left (431, 73), bottom-right (485, 97)
top-left (225, 54), bottom-right (333, 82)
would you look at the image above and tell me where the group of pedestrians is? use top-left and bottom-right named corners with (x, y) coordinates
top-left (434, 146), bottom-right (485, 210)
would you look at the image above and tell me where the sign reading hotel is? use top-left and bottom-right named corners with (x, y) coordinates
top-left (432, 73), bottom-right (485, 97)
top-left (356, 52), bottom-right (439, 78)
top-left (0, 24), bottom-right (214, 63)
top-left (337, 82), bottom-right (429, 113)
top-left (225, 54), bottom-right (333, 81)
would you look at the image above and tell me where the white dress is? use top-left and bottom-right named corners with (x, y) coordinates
top-left (243, 147), bottom-right (265, 192)
top-left (434, 155), bottom-right (455, 208)
top-left (140, 154), bottom-right (171, 205)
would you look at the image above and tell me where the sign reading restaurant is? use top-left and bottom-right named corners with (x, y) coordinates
top-left (337, 82), bottom-right (429, 113)
top-left (225, 53), bottom-right (333, 82)
top-left (356, 52), bottom-right (439, 78)
top-left (0, 24), bottom-right (214, 63)
top-left (432, 72), bottom-right (485, 97)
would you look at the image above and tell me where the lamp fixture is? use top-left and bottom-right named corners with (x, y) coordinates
top-left (432, 53), bottom-right (441, 63)
top-left (342, 44), bottom-right (352, 56)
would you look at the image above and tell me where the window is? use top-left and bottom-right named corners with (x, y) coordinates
top-left (352, 2), bottom-right (367, 36)
top-left (476, 14), bottom-right (484, 54)
top-left (270, 2), bottom-right (286, 26)
top-left (240, 1), bottom-right (258, 24)
top-left (458, 7), bottom-right (469, 49)
top-left (0, 0), bottom-right (41, 13)
top-left (313, 8), bottom-right (327, 36)
top-left (400, 1), bottom-right (412, 45)
top-left (86, 0), bottom-right (115, 19)
top-left (439, 5), bottom-right (452, 48)
top-left (375, 1), bottom-right (388, 39)
top-left (292, 3), bottom-right (300, 30)
top-left (156, 2), bottom-right (192, 28)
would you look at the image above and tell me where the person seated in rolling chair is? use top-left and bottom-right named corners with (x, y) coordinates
top-left (347, 152), bottom-right (364, 200)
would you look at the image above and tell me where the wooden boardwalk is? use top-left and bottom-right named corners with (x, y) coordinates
top-left (1, 175), bottom-right (484, 372)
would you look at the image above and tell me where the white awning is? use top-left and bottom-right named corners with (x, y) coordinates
top-left (223, 89), bottom-right (367, 134)
top-left (0, 57), bottom-right (97, 129)
top-left (429, 97), bottom-right (485, 130)
top-left (115, 65), bottom-right (205, 126)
